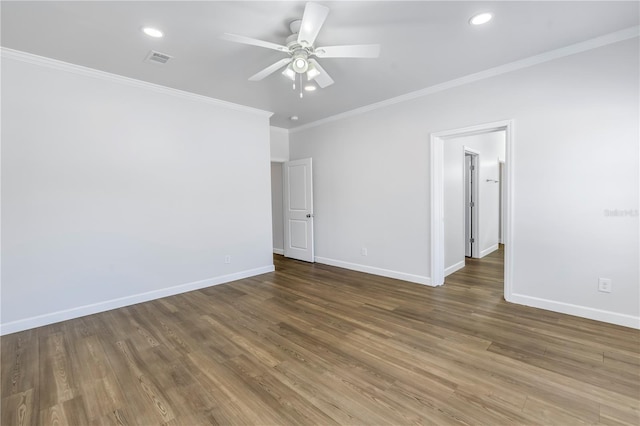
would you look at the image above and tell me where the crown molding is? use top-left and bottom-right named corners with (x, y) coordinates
top-left (290, 25), bottom-right (639, 134)
top-left (0, 47), bottom-right (273, 118)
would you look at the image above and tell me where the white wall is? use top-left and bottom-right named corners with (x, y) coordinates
top-left (1, 51), bottom-right (274, 334)
top-left (270, 162), bottom-right (284, 254)
top-left (444, 131), bottom-right (505, 273)
top-left (290, 38), bottom-right (639, 327)
top-left (270, 127), bottom-right (289, 162)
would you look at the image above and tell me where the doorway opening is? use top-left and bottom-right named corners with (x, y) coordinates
top-left (430, 120), bottom-right (513, 302)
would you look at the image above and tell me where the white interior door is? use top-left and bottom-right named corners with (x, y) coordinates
top-left (283, 158), bottom-right (314, 262)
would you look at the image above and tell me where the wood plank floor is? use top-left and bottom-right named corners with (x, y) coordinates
top-left (2, 247), bottom-right (639, 425)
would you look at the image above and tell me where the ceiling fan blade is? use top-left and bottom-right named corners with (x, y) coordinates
top-left (308, 59), bottom-right (334, 88)
top-left (249, 58), bottom-right (292, 81)
top-left (297, 2), bottom-right (330, 47)
top-left (315, 44), bottom-right (381, 58)
top-left (221, 33), bottom-right (289, 52)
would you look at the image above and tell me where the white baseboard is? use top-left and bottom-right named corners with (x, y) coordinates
top-left (445, 260), bottom-right (465, 277)
top-left (314, 256), bottom-right (432, 286)
top-left (508, 293), bottom-right (640, 329)
top-left (480, 244), bottom-right (499, 258)
top-left (273, 248), bottom-right (284, 255)
top-left (0, 265), bottom-right (275, 336)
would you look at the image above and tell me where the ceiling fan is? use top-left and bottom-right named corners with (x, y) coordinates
top-left (221, 2), bottom-right (380, 93)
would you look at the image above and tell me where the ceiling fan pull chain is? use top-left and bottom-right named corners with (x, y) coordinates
top-left (299, 73), bottom-right (303, 98)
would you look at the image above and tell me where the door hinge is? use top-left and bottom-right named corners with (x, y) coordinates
top-left (469, 201), bottom-right (475, 207)
top-left (470, 238), bottom-right (475, 243)
top-left (470, 165), bottom-right (475, 171)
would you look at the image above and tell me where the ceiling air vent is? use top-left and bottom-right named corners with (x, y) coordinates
top-left (144, 50), bottom-right (172, 65)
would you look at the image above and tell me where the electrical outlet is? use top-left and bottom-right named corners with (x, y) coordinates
top-left (224, 255), bottom-right (231, 264)
top-left (361, 248), bottom-right (368, 256)
top-left (598, 278), bottom-right (612, 293)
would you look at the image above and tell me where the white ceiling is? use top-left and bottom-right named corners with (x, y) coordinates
top-left (2, 1), bottom-right (638, 128)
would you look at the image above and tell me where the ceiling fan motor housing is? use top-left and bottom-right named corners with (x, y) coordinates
top-left (286, 20), bottom-right (315, 74)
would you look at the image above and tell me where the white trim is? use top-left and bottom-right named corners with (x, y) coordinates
top-left (430, 120), bottom-right (514, 299)
top-left (1, 48), bottom-right (273, 118)
top-left (433, 120), bottom-right (513, 140)
top-left (430, 133), bottom-right (445, 286)
top-left (463, 147), bottom-right (481, 156)
top-left (290, 26), bottom-right (639, 134)
top-left (273, 248), bottom-right (284, 255)
top-left (315, 257), bottom-right (432, 286)
top-left (270, 157), bottom-right (288, 163)
top-left (480, 244), bottom-right (500, 258)
top-left (503, 124), bottom-right (515, 301)
top-left (0, 49), bottom-right (3, 320)
top-left (510, 293), bottom-right (640, 330)
top-left (445, 260), bottom-right (465, 277)
top-left (499, 161), bottom-right (506, 244)
top-left (0, 265), bottom-right (275, 336)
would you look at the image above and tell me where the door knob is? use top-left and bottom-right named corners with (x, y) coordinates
top-left (306, 213), bottom-right (313, 218)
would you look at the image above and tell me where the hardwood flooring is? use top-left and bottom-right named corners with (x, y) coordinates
top-left (2, 247), bottom-right (639, 425)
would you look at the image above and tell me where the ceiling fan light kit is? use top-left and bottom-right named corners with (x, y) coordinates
top-left (292, 52), bottom-right (309, 73)
top-left (306, 62), bottom-right (320, 81)
top-left (221, 2), bottom-right (380, 94)
top-left (282, 64), bottom-right (296, 81)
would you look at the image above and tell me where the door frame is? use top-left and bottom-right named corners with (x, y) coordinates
top-left (499, 160), bottom-right (505, 244)
top-left (463, 148), bottom-right (480, 259)
top-left (430, 120), bottom-right (513, 302)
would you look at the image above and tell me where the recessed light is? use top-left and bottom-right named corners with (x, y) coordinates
top-left (290, 116), bottom-right (299, 121)
top-left (469, 13), bottom-right (492, 26)
top-left (142, 27), bottom-right (164, 38)
top-left (304, 85), bottom-right (316, 92)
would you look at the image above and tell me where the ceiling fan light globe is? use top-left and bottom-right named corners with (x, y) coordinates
top-left (293, 57), bottom-right (308, 73)
top-left (306, 64), bottom-right (320, 81)
top-left (282, 65), bottom-right (296, 81)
